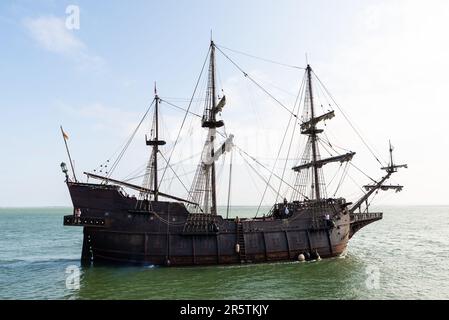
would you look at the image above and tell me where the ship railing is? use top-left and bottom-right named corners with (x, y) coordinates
top-left (309, 216), bottom-right (336, 230)
top-left (182, 213), bottom-right (219, 234)
top-left (291, 198), bottom-right (346, 208)
top-left (350, 212), bottom-right (383, 223)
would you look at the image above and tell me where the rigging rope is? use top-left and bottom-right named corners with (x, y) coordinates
top-left (276, 73), bottom-right (306, 202)
top-left (160, 99), bottom-right (203, 118)
top-left (215, 45), bottom-right (300, 120)
top-left (158, 46), bottom-right (211, 188)
top-left (333, 162), bottom-right (349, 197)
top-left (327, 163), bottom-right (343, 187)
top-left (242, 155), bottom-right (263, 194)
top-left (320, 136), bottom-right (351, 153)
top-left (346, 170), bottom-right (367, 196)
top-left (226, 149), bottom-right (233, 219)
top-left (107, 100), bottom-right (155, 178)
top-left (124, 168), bottom-right (197, 183)
top-left (312, 71), bottom-right (387, 166)
top-left (216, 44), bottom-right (306, 70)
top-left (251, 90), bottom-right (298, 216)
top-left (122, 162), bottom-right (148, 181)
top-left (317, 137), bottom-right (335, 157)
top-left (238, 150), bottom-right (281, 199)
top-left (319, 135), bottom-right (377, 183)
top-left (363, 190), bottom-right (379, 213)
top-left (158, 151), bottom-right (191, 199)
top-left (349, 162), bottom-right (377, 183)
top-left (234, 144), bottom-right (309, 200)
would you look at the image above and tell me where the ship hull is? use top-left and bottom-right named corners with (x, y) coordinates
top-left (64, 182), bottom-right (379, 267)
top-left (79, 226), bottom-right (348, 266)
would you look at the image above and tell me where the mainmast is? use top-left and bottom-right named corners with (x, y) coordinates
top-left (188, 40), bottom-right (231, 214)
top-left (210, 41), bottom-right (218, 214)
top-left (307, 65), bottom-right (321, 200)
top-left (199, 40), bottom-right (223, 214)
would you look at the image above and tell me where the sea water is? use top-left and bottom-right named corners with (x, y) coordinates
top-left (0, 206), bottom-right (448, 299)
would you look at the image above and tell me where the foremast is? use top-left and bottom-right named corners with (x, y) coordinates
top-left (292, 65), bottom-right (355, 202)
top-left (291, 65), bottom-right (406, 210)
top-left (307, 65), bottom-right (322, 201)
top-left (142, 86), bottom-right (166, 201)
top-left (83, 85), bottom-right (197, 206)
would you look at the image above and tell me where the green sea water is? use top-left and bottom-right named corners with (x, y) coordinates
top-left (0, 206), bottom-right (448, 300)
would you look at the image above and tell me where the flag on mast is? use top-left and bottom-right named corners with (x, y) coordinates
top-left (60, 125), bottom-right (77, 182)
top-left (61, 126), bottom-right (69, 140)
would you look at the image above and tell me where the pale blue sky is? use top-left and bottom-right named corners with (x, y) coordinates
top-left (1, 0), bottom-right (448, 206)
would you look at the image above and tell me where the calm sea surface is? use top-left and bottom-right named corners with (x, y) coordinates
top-left (0, 206), bottom-right (448, 300)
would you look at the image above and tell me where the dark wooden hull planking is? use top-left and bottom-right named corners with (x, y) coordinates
top-left (64, 182), bottom-right (381, 266)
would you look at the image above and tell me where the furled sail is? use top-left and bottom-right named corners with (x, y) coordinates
top-left (364, 184), bottom-right (403, 192)
top-left (201, 134), bottom-right (234, 165)
top-left (292, 152), bottom-right (355, 172)
top-left (300, 110), bottom-right (335, 132)
top-left (215, 96), bottom-right (226, 113)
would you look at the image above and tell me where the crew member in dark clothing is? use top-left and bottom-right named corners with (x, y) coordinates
top-left (283, 198), bottom-right (289, 217)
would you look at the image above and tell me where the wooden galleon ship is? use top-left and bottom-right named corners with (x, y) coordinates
top-left (62, 41), bottom-right (406, 266)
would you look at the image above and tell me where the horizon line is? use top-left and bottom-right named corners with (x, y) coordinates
top-left (1, 204), bottom-right (449, 209)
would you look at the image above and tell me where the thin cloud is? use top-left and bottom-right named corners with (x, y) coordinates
top-left (59, 102), bottom-right (141, 137)
top-left (23, 16), bottom-right (104, 68)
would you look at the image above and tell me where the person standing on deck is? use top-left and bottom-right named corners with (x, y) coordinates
top-left (283, 198), bottom-right (289, 217)
top-left (324, 213), bottom-right (334, 228)
top-left (74, 208), bottom-right (81, 224)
